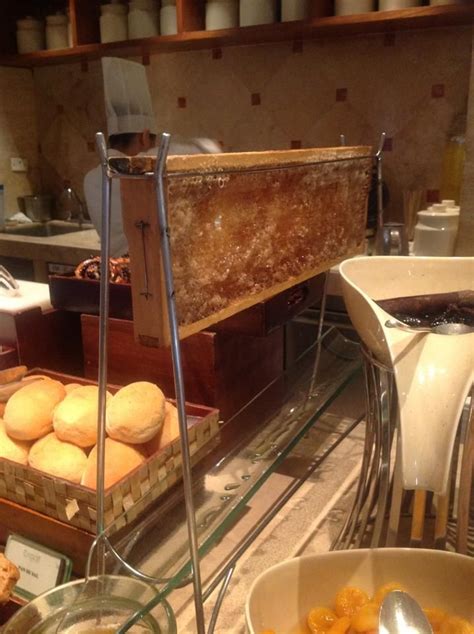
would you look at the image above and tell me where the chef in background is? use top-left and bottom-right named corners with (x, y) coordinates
top-left (84, 57), bottom-right (221, 257)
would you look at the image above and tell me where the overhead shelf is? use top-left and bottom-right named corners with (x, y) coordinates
top-left (0, 4), bottom-right (472, 68)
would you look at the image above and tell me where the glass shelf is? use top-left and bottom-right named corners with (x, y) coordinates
top-left (109, 327), bottom-right (362, 598)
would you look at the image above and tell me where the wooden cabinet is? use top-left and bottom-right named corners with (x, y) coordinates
top-left (0, 1), bottom-right (472, 67)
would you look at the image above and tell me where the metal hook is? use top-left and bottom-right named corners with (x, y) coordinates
top-left (376, 131), bottom-right (386, 158)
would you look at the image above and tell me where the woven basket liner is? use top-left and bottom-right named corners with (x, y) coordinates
top-left (0, 411), bottom-right (219, 534)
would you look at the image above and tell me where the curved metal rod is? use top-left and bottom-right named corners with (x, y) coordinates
top-left (96, 131), bottom-right (112, 575)
top-left (207, 565), bottom-right (235, 634)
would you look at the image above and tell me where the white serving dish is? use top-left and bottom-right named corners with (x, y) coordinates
top-left (246, 548), bottom-right (474, 634)
top-left (339, 256), bottom-right (474, 495)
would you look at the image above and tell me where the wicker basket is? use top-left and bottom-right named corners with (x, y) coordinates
top-left (0, 374), bottom-right (220, 535)
top-left (0, 407), bottom-right (219, 534)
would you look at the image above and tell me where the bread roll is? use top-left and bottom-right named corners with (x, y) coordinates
top-left (4, 379), bottom-right (66, 440)
top-left (0, 553), bottom-right (20, 604)
top-left (146, 401), bottom-right (180, 455)
top-left (81, 438), bottom-right (146, 490)
top-left (0, 403), bottom-right (5, 418)
top-left (106, 382), bottom-right (165, 444)
top-left (0, 420), bottom-right (30, 465)
top-left (53, 386), bottom-right (111, 448)
top-left (28, 432), bottom-right (87, 484)
top-left (65, 383), bottom-right (82, 394)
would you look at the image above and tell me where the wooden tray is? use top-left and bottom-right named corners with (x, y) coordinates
top-left (0, 369), bottom-right (220, 536)
top-left (117, 146), bottom-right (372, 346)
top-left (49, 274), bottom-right (133, 321)
top-left (49, 272), bottom-right (325, 338)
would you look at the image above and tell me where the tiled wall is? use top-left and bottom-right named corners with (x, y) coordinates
top-left (1, 25), bottom-right (473, 231)
top-left (0, 67), bottom-right (40, 217)
top-left (457, 29), bottom-right (474, 256)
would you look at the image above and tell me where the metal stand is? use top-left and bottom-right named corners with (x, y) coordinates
top-left (93, 132), bottom-right (207, 633)
top-left (332, 345), bottom-right (473, 552)
top-left (92, 132), bottom-right (376, 632)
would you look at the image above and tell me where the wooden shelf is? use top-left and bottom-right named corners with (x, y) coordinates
top-left (0, 4), bottom-right (472, 68)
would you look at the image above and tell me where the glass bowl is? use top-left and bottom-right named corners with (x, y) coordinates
top-left (3, 575), bottom-right (176, 633)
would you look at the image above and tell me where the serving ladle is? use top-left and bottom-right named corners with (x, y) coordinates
top-left (380, 590), bottom-right (433, 634)
top-left (385, 318), bottom-right (473, 336)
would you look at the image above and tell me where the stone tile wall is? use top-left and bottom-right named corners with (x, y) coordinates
top-left (0, 25), bottom-right (472, 244)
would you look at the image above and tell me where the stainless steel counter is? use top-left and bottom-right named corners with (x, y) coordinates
top-left (0, 222), bottom-right (100, 281)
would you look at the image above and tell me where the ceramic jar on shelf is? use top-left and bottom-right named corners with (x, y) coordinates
top-left (281, 0), bottom-right (311, 21)
top-left (160, 0), bottom-right (178, 35)
top-left (206, 0), bottom-right (239, 30)
top-left (100, 1), bottom-right (128, 43)
top-left (378, 0), bottom-right (422, 10)
top-left (45, 13), bottom-right (69, 50)
top-left (128, 0), bottom-right (159, 38)
top-left (16, 17), bottom-right (45, 54)
top-left (334, 0), bottom-right (375, 16)
top-left (240, 0), bottom-right (277, 26)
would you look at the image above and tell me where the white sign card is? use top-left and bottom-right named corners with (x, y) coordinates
top-left (5, 533), bottom-right (72, 599)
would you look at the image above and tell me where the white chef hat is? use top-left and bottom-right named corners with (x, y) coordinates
top-left (102, 57), bottom-right (157, 136)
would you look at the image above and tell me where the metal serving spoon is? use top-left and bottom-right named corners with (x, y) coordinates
top-left (385, 318), bottom-right (473, 336)
top-left (380, 590), bottom-right (433, 634)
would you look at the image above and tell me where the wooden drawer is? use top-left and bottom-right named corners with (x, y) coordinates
top-left (211, 273), bottom-right (326, 336)
top-left (81, 314), bottom-right (283, 421)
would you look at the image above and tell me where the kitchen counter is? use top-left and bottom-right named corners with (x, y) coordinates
top-left (0, 227), bottom-right (100, 281)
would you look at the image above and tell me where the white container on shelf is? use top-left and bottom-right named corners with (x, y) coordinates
top-left (206, 0), bottom-right (239, 30)
top-left (128, 0), bottom-right (159, 39)
top-left (16, 17), bottom-right (45, 54)
top-left (45, 13), bottom-right (69, 50)
top-left (334, 0), bottom-right (375, 16)
top-left (100, 2), bottom-right (128, 43)
top-left (160, 0), bottom-right (178, 35)
top-left (239, 0), bottom-right (277, 26)
top-left (413, 206), bottom-right (460, 257)
top-left (281, 0), bottom-right (311, 21)
top-left (378, 0), bottom-right (422, 11)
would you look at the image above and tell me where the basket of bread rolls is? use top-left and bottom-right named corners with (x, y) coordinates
top-left (0, 367), bottom-right (219, 534)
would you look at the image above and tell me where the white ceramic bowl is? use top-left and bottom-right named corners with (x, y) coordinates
top-left (246, 548), bottom-right (474, 634)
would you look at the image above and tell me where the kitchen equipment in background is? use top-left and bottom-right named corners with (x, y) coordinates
top-left (378, 0), bottom-right (422, 10)
top-left (160, 0), bottom-right (178, 35)
top-left (430, 0), bottom-right (462, 4)
top-left (240, 0), bottom-right (277, 26)
top-left (45, 13), bottom-right (69, 50)
top-left (56, 182), bottom-right (85, 223)
top-left (441, 134), bottom-right (465, 204)
top-left (334, 0), bottom-right (375, 16)
top-left (16, 17), bottom-right (45, 54)
top-left (0, 266), bottom-right (19, 297)
top-left (402, 188), bottom-right (424, 241)
top-left (206, 0), bottom-right (239, 30)
top-left (413, 205), bottom-right (460, 256)
top-left (100, 1), bottom-right (128, 43)
top-left (375, 221), bottom-right (409, 255)
top-left (128, 0), bottom-right (159, 39)
top-left (281, 0), bottom-right (311, 21)
top-left (17, 195), bottom-right (54, 223)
